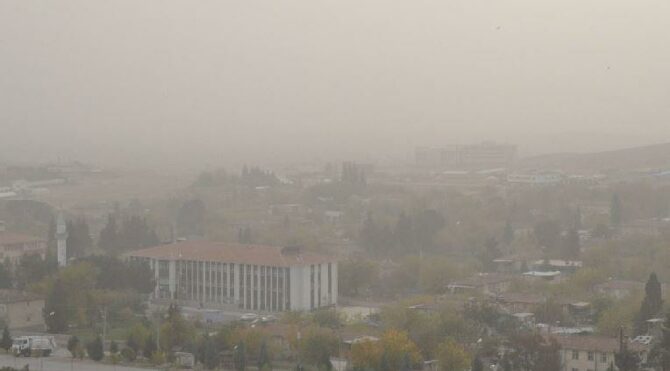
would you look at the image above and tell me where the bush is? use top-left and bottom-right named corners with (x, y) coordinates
top-left (86, 336), bottom-right (104, 362)
top-left (121, 347), bottom-right (137, 362)
top-left (151, 351), bottom-right (166, 366)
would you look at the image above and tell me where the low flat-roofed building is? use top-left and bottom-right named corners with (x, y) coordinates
top-left (126, 242), bottom-right (337, 312)
top-left (0, 290), bottom-right (45, 329)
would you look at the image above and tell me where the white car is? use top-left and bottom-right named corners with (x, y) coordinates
top-left (240, 313), bottom-right (258, 321)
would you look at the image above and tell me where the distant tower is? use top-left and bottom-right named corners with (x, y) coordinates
top-left (56, 212), bottom-right (68, 267)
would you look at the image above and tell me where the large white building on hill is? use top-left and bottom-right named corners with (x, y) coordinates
top-left (127, 241), bottom-right (337, 312)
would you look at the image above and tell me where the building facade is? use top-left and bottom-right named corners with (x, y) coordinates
top-left (554, 335), bottom-right (648, 371)
top-left (127, 242), bottom-right (337, 312)
top-left (0, 226), bottom-right (47, 265)
top-left (0, 290), bottom-right (45, 330)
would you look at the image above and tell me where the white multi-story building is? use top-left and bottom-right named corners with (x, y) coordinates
top-left (126, 242), bottom-right (337, 312)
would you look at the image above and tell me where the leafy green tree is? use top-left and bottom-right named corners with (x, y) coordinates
top-left (110, 340), bottom-right (119, 354)
top-left (338, 258), bottom-right (378, 296)
top-left (562, 228), bottom-right (580, 259)
top-left (505, 333), bottom-right (560, 371)
top-left (98, 214), bottom-right (119, 253)
top-left (176, 199), bottom-right (206, 238)
top-left (472, 355), bottom-right (484, 371)
top-left (202, 335), bottom-right (219, 370)
top-left (534, 220), bottom-right (561, 252)
top-left (44, 278), bottom-right (69, 333)
top-left (234, 341), bottom-right (246, 371)
top-left (437, 338), bottom-right (470, 371)
top-left (257, 341), bottom-right (271, 370)
top-left (143, 334), bottom-right (157, 359)
top-left (0, 327), bottom-right (11, 353)
top-left (615, 330), bottom-right (641, 371)
top-left (67, 336), bottom-right (80, 358)
top-left (86, 336), bottom-right (104, 362)
top-left (635, 273), bottom-right (663, 335)
top-left (0, 263), bottom-right (12, 289)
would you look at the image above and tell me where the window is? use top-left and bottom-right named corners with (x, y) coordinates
top-left (588, 352), bottom-right (594, 361)
top-left (572, 350), bottom-right (579, 360)
top-left (600, 354), bottom-right (607, 363)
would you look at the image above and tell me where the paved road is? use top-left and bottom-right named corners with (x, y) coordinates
top-left (0, 353), bottom-right (158, 371)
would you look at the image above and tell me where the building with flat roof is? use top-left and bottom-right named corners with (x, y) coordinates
top-left (126, 242), bottom-right (337, 312)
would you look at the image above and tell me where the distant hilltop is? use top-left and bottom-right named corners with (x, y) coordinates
top-left (518, 142), bottom-right (670, 173)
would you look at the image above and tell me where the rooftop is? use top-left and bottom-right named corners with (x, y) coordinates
top-left (126, 241), bottom-right (335, 267)
top-left (0, 231), bottom-right (45, 246)
top-left (552, 335), bottom-right (648, 353)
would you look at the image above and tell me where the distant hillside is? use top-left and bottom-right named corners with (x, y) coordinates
top-left (518, 143), bottom-right (670, 173)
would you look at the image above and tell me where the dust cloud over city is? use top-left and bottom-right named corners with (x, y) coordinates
top-left (1, 1), bottom-right (670, 371)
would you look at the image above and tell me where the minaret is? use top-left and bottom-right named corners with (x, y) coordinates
top-left (56, 212), bottom-right (68, 267)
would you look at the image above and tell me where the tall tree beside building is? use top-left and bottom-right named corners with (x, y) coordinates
top-left (66, 218), bottom-right (93, 258)
top-left (44, 278), bottom-right (69, 333)
top-left (0, 327), bottom-right (11, 353)
top-left (98, 214), bottom-right (119, 253)
top-left (562, 228), bottom-right (581, 259)
top-left (176, 199), bottom-right (206, 238)
top-left (635, 273), bottom-right (663, 335)
top-left (650, 312), bottom-right (670, 370)
top-left (615, 328), bottom-right (641, 371)
top-left (234, 341), bottom-right (246, 371)
top-left (611, 193), bottom-right (622, 228)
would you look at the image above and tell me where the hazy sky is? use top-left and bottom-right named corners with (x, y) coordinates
top-left (1, 0), bottom-right (669, 168)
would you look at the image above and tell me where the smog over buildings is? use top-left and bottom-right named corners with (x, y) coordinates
top-left (1, 1), bottom-right (670, 371)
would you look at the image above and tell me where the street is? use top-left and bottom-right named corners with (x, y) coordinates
top-left (0, 353), bottom-right (158, 371)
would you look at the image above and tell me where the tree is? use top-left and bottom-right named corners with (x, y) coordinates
top-left (611, 193), bottom-right (622, 228)
top-left (635, 273), bottom-right (663, 335)
top-left (338, 258), bottom-right (378, 297)
top-left (505, 333), bottom-right (560, 371)
top-left (0, 327), bottom-right (11, 353)
top-left (98, 214), bottom-right (119, 253)
top-left (86, 336), bottom-right (104, 362)
top-left (143, 334), bottom-right (157, 359)
top-left (299, 327), bottom-right (338, 369)
top-left (176, 199), bottom-right (206, 238)
top-left (110, 340), bottom-right (119, 355)
top-left (44, 278), bottom-right (69, 333)
top-left (472, 355), bottom-right (484, 371)
top-left (480, 237), bottom-right (501, 272)
top-left (503, 220), bottom-right (514, 245)
top-left (562, 228), bottom-right (580, 259)
top-left (160, 304), bottom-right (196, 351)
top-left (234, 341), bottom-right (246, 371)
top-left (533, 220), bottom-right (562, 252)
top-left (257, 341), bottom-right (271, 370)
top-left (436, 338), bottom-right (470, 371)
top-left (202, 335), bottom-right (219, 370)
top-left (615, 328), bottom-right (641, 371)
top-left (0, 263), bottom-right (12, 289)
top-left (67, 336), bottom-right (80, 358)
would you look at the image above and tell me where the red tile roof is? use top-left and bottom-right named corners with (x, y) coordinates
top-left (126, 241), bottom-right (335, 267)
top-left (0, 232), bottom-right (45, 246)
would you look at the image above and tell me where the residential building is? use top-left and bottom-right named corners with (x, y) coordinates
top-left (0, 225), bottom-right (47, 264)
top-left (126, 241), bottom-right (338, 312)
top-left (593, 280), bottom-right (644, 300)
top-left (553, 335), bottom-right (649, 371)
top-left (0, 290), bottom-right (45, 329)
top-left (446, 273), bottom-right (512, 295)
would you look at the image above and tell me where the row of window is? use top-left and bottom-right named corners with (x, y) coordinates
top-left (571, 349), bottom-right (608, 363)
